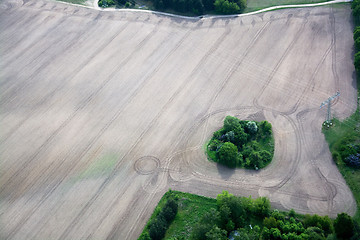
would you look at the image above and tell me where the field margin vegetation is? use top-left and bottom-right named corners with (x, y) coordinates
top-left (139, 190), bottom-right (359, 239)
top-left (321, 0), bottom-right (360, 228)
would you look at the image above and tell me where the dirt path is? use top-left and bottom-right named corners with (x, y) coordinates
top-left (0, 0), bottom-right (357, 239)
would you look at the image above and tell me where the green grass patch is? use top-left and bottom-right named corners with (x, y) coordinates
top-left (323, 111), bottom-right (360, 223)
top-left (163, 191), bottom-right (217, 239)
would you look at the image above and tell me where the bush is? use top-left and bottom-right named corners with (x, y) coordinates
top-left (246, 121), bottom-right (258, 135)
top-left (217, 142), bottom-right (239, 168)
top-left (146, 197), bottom-right (178, 240)
top-left (352, 0), bottom-right (360, 18)
top-left (260, 120), bottom-right (272, 135)
top-left (253, 197), bottom-right (270, 217)
top-left (148, 216), bottom-right (167, 240)
top-left (138, 231), bottom-right (151, 240)
top-left (98, 0), bottom-right (115, 7)
top-left (205, 225), bottom-right (228, 240)
top-left (354, 51), bottom-right (360, 72)
top-left (344, 153), bottom-right (360, 168)
top-left (214, 0), bottom-right (240, 14)
top-left (303, 214), bottom-right (333, 235)
top-left (334, 213), bottom-right (354, 239)
top-left (224, 116), bottom-right (241, 132)
top-left (332, 151), bottom-right (340, 164)
top-left (355, 26), bottom-right (360, 41)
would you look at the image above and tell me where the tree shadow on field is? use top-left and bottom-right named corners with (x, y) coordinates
top-left (216, 163), bottom-right (235, 180)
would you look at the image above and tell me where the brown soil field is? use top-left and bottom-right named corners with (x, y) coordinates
top-left (0, 0), bottom-right (358, 239)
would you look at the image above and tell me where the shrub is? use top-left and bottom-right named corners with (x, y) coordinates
top-left (147, 197), bottom-right (178, 240)
top-left (355, 26), bottom-right (360, 40)
top-left (98, 0), bottom-right (115, 7)
top-left (138, 231), bottom-right (151, 240)
top-left (205, 225), bottom-right (228, 240)
top-left (352, 0), bottom-right (360, 17)
top-left (334, 213), bottom-right (354, 239)
top-left (246, 121), bottom-right (258, 135)
top-left (148, 216), bottom-right (167, 240)
top-left (289, 209), bottom-right (296, 218)
top-left (344, 153), bottom-right (360, 168)
top-left (260, 120), bottom-right (272, 135)
top-left (332, 151), bottom-right (340, 164)
top-left (214, 0), bottom-right (240, 14)
top-left (355, 51), bottom-right (360, 72)
top-left (253, 197), bottom-right (270, 217)
top-left (224, 116), bottom-right (241, 132)
top-left (264, 217), bottom-right (278, 229)
top-left (217, 142), bottom-right (239, 168)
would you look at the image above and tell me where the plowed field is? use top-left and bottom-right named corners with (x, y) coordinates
top-left (0, 0), bottom-right (358, 239)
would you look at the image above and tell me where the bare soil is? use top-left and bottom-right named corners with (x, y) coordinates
top-left (0, 0), bottom-right (358, 239)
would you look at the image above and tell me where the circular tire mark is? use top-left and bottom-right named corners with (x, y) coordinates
top-left (134, 156), bottom-right (160, 175)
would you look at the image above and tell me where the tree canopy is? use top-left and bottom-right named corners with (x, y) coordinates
top-left (207, 116), bottom-right (274, 169)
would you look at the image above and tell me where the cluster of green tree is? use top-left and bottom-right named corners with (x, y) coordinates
top-left (98, 0), bottom-right (116, 7)
top-left (191, 191), bottom-right (271, 239)
top-left (207, 116), bottom-right (274, 169)
top-left (98, 0), bottom-right (135, 8)
top-left (139, 195), bottom-right (178, 240)
top-left (151, 0), bottom-right (246, 15)
top-left (190, 191), bottom-right (358, 240)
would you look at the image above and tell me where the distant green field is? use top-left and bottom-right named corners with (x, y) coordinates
top-left (245, 0), bottom-right (330, 12)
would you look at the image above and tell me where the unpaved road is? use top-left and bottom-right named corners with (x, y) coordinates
top-left (0, 0), bottom-right (358, 239)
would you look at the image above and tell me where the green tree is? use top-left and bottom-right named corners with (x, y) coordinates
top-left (352, 0), bottom-right (360, 18)
top-left (253, 197), bottom-right (270, 217)
top-left (224, 116), bottom-right (241, 132)
top-left (264, 216), bottom-right (278, 229)
top-left (138, 231), bottom-right (151, 240)
top-left (219, 204), bottom-right (231, 229)
top-left (259, 150), bottom-right (272, 164)
top-left (233, 228), bottom-right (250, 240)
top-left (214, 0), bottom-right (240, 14)
top-left (260, 120), bottom-right (272, 135)
top-left (148, 216), bottom-right (167, 240)
top-left (304, 227), bottom-right (326, 240)
top-left (355, 37), bottom-right (360, 51)
top-left (217, 142), bottom-right (239, 168)
top-left (354, 26), bottom-right (360, 40)
top-left (233, 126), bottom-right (248, 148)
top-left (205, 225), bottom-right (227, 240)
top-left (289, 209), bottom-right (296, 218)
top-left (248, 151), bottom-right (262, 169)
top-left (270, 228), bottom-right (282, 240)
top-left (303, 214), bottom-right (333, 235)
top-left (191, 208), bottom-right (220, 240)
top-left (354, 51), bottom-right (360, 72)
top-left (334, 213), bottom-right (354, 239)
top-left (246, 121), bottom-right (258, 135)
